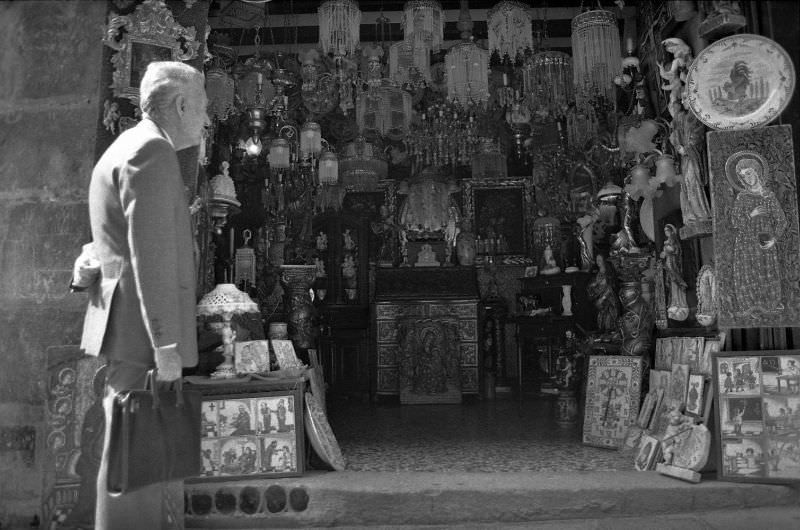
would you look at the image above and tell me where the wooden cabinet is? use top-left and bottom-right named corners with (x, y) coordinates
top-left (312, 214), bottom-right (370, 397)
top-left (374, 268), bottom-right (480, 402)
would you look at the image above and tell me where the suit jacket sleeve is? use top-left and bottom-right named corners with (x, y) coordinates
top-left (118, 139), bottom-right (184, 350)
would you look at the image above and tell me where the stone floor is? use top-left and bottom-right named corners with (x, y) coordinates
top-left (326, 395), bottom-right (634, 473)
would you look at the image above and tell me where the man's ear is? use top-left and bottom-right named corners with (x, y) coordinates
top-left (174, 93), bottom-right (187, 117)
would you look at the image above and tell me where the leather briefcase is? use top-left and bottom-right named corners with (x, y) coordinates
top-left (107, 370), bottom-right (202, 495)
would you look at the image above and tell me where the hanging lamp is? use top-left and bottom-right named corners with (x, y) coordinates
top-left (523, 51), bottom-right (574, 121)
top-left (487, 1), bottom-right (533, 61)
top-left (445, 1), bottom-right (489, 105)
top-left (570, 6), bottom-right (622, 108)
top-left (318, 0), bottom-right (362, 58)
top-left (402, 0), bottom-right (444, 52)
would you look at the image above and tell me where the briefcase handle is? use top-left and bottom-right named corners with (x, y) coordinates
top-left (145, 369), bottom-right (185, 409)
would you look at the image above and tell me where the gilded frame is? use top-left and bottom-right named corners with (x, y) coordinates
top-left (462, 177), bottom-right (535, 263)
top-left (103, 0), bottom-right (199, 104)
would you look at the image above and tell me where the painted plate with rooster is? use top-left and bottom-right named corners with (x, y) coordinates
top-left (685, 34), bottom-right (795, 130)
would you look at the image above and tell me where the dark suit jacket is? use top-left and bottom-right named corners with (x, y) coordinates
top-left (80, 119), bottom-right (198, 368)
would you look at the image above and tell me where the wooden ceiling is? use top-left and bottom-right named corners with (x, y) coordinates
top-left (207, 0), bottom-right (637, 59)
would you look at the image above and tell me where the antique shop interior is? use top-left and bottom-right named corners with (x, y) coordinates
top-left (3, 0), bottom-right (800, 528)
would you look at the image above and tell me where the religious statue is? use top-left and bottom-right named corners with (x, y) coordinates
top-left (728, 153), bottom-right (788, 317)
top-left (669, 99), bottom-right (712, 225)
top-left (315, 231), bottom-right (328, 251)
top-left (456, 219), bottom-right (476, 266)
top-left (371, 205), bottom-right (399, 266)
top-left (443, 204), bottom-right (461, 265)
top-left (587, 255), bottom-right (620, 332)
top-left (695, 264), bottom-right (717, 327)
top-left (414, 243), bottom-right (440, 267)
top-left (618, 282), bottom-right (655, 357)
top-left (577, 210), bottom-right (598, 271)
top-left (398, 167), bottom-right (460, 237)
top-left (540, 244), bottom-right (561, 275)
top-left (660, 224), bottom-right (689, 321)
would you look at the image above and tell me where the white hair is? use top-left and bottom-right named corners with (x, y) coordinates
top-left (139, 61), bottom-right (204, 120)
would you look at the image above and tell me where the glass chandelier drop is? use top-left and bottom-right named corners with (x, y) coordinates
top-left (487, 1), bottom-right (533, 61)
top-left (318, 0), bottom-right (362, 58)
top-left (570, 8), bottom-right (622, 108)
top-left (402, 0), bottom-right (444, 52)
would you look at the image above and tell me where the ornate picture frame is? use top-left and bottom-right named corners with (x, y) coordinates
top-left (582, 355), bottom-right (643, 449)
top-left (708, 125), bottom-right (800, 328)
top-left (188, 388), bottom-right (304, 482)
top-left (103, 0), bottom-right (200, 104)
top-left (461, 177), bottom-right (535, 263)
top-left (712, 350), bottom-right (800, 484)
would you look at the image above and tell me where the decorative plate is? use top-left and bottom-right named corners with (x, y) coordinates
top-left (685, 34), bottom-right (795, 130)
top-left (304, 392), bottom-right (346, 471)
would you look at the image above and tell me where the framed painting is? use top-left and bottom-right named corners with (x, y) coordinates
top-left (635, 433), bottom-right (662, 471)
top-left (685, 374), bottom-right (712, 423)
top-left (582, 356), bottom-right (643, 449)
top-left (708, 125), bottom-right (800, 328)
top-left (188, 388), bottom-right (304, 482)
top-left (712, 350), bottom-right (800, 483)
top-left (102, 0), bottom-right (200, 103)
top-left (461, 177), bottom-right (535, 263)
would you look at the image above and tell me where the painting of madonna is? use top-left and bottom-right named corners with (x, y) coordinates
top-left (728, 153), bottom-right (788, 317)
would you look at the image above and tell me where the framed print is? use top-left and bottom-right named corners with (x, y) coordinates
top-left (649, 369), bottom-right (672, 395)
top-left (635, 433), bottom-right (662, 471)
top-left (188, 388), bottom-right (304, 482)
top-left (234, 340), bottom-right (271, 374)
top-left (461, 177), bottom-right (535, 262)
top-left (712, 350), bottom-right (800, 483)
top-left (708, 125), bottom-right (800, 328)
top-left (271, 340), bottom-right (302, 370)
top-left (666, 363), bottom-right (690, 411)
top-left (685, 374), bottom-right (712, 422)
top-left (102, 0), bottom-right (200, 103)
top-left (582, 356), bottom-right (643, 449)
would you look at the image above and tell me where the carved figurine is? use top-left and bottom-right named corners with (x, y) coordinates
top-left (729, 155), bottom-right (788, 317)
top-left (587, 255), bottom-right (620, 332)
top-left (371, 205), bottom-right (399, 266)
top-left (618, 282), bottom-right (655, 357)
top-left (658, 38), bottom-right (692, 107)
top-left (660, 224), bottom-right (689, 321)
top-left (456, 219), bottom-right (476, 266)
top-left (669, 100), bottom-right (712, 225)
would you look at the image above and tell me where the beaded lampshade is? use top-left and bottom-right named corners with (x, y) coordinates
top-left (356, 86), bottom-right (413, 141)
top-left (570, 9), bottom-right (622, 107)
top-left (318, 0), bottom-right (361, 57)
top-left (338, 136), bottom-right (388, 192)
top-left (197, 283), bottom-right (258, 317)
top-left (487, 0), bottom-right (533, 61)
top-left (389, 40), bottom-right (432, 85)
top-left (445, 41), bottom-right (490, 105)
top-left (523, 51), bottom-right (574, 120)
top-left (402, 0), bottom-right (444, 52)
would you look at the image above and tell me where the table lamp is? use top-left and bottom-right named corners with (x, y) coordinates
top-left (196, 283), bottom-right (259, 379)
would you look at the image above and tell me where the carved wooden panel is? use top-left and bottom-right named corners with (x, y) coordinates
top-left (460, 343), bottom-right (478, 365)
top-left (376, 320), bottom-right (399, 343)
top-left (377, 345), bottom-right (399, 366)
top-left (708, 125), bottom-right (800, 328)
top-left (458, 320), bottom-right (478, 342)
top-left (430, 302), bottom-right (478, 319)
top-left (377, 368), bottom-right (399, 393)
top-left (375, 303), bottom-right (426, 320)
top-left (398, 318), bottom-right (461, 404)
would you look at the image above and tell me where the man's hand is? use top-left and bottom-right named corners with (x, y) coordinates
top-left (70, 243), bottom-right (101, 291)
top-left (155, 344), bottom-right (182, 382)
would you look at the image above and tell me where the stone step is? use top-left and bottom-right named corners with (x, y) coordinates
top-left (184, 470), bottom-right (800, 528)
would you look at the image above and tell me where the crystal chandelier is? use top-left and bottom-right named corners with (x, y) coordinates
top-left (522, 51), bottom-right (574, 121)
top-left (402, 0), bottom-right (444, 52)
top-left (446, 1), bottom-right (489, 106)
top-left (318, 0), bottom-right (361, 58)
top-left (487, 1), bottom-right (534, 61)
top-left (389, 40), bottom-right (431, 87)
top-left (356, 85), bottom-right (413, 141)
top-left (571, 8), bottom-right (622, 108)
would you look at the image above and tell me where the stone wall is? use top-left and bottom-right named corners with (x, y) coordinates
top-left (0, 1), bottom-right (209, 525)
top-left (0, 2), bottom-right (106, 525)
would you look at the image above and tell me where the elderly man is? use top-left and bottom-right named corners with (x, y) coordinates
top-left (75, 61), bottom-right (208, 529)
